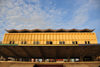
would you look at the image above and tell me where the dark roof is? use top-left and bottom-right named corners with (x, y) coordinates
top-left (0, 45), bottom-right (100, 58)
top-left (6, 29), bottom-right (94, 33)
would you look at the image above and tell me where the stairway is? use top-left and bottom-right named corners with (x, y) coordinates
top-left (34, 64), bottom-right (63, 67)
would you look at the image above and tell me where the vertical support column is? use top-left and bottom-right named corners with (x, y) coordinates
top-left (80, 56), bottom-right (83, 61)
top-left (34, 58), bottom-right (36, 62)
top-left (28, 58), bottom-right (31, 62)
top-left (92, 56), bottom-right (96, 61)
top-left (27, 58), bottom-right (30, 61)
top-left (42, 58), bottom-right (45, 62)
top-left (15, 58), bottom-right (17, 61)
top-left (16, 58), bottom-right (20, 61)
top-left (54, 58), bottom-right (56, 62)
top-left (67, 57), bottom-right (70, 62)
top-left (19, 58), bottom-right (22, 61)
top-left (22, 58), bottom-right (25, 61)
top-left (5, 57), bottom-right (8, 61)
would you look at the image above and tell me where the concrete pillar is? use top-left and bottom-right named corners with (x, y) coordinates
top-left (54, 58), bottom-right (56, 62)
top-left (92, 56), bottom-right (97, 61)
top-left (19, 58), bottom-right (23, 61)
top-left (24, 58), bottom-right (29, 61)
top-left (15, 58), bottom-right (17, 61)
top-left (80, 56), bottom-right (83, 61)
top-left (28, 58), bottom-right (31, 62)
top-left (34, 58), bottom-right (36, 62)
top-left (22, 58), bottom-right (25, 61)
top-left (67, 57), bottom-right (70, 62)
top-left (42, 58), bottom-right (45, 62)
top-left (22, 58), bottom-right (26, 61)
top-left (5, 57), bottom-right (8, 61)
top-left (15, 58), bottom-right (19, 61)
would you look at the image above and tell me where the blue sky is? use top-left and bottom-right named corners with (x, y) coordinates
top-left (0, 0), bottom-right (100, 43)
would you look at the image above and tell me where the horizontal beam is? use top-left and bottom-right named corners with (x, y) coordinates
top-left (0, 45), bottom-right (99, 58)
top-left (0, 44), bottom-right (100, 46)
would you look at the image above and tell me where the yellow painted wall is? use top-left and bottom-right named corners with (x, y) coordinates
top-left (2, 32), bottom-right (98, 45)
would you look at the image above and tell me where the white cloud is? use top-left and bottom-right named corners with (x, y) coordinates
top-left (66, 0), bottom-right (91, 28)
top-left (0, 0), bottom-right (67, 40)
top-left (0, 0), bottom-right (99, 41)
top-left (89, 0), bottom-right (100, 8)
top-left (63, 0), bottom-right (99, 29)
top-left (0, 0), bottom-right (67, 29)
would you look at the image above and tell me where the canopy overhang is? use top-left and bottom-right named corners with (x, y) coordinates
top-left (6, 29), bottom-right (94, 33)
top-left (0, 44), bottom-right (100, 58)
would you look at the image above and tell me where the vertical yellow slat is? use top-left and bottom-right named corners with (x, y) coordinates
top-left (2, 32), bottom-right (98, 45)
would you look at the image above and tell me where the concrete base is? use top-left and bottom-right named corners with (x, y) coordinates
top-left (0, 61), bottom-right (100, 67)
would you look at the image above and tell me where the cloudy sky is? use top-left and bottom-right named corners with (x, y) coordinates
top-left (0, 0), bottom-right (100, 43)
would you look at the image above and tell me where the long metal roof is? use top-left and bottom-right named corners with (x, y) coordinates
top-left (0, 44), bottom-right (100, 58)
top-left (6, 29), bottom-right (94, 33)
